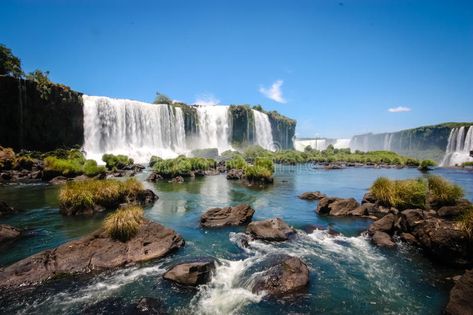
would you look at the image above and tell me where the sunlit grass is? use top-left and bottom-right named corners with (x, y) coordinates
top-left (103, 205), bottom-right (144, 241)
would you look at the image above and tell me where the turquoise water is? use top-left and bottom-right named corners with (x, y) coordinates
top-left (0, 166), bottom-right (472, 314)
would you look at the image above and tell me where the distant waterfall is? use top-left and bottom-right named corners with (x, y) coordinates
top-left (440, 126), bottom-right (473, 166)
top-left (294, 139), bottom-right (327, 151)
top-left (83, 95), bottom-right (186, 163)
top-left (334, 139), bottom-right (350, 149)
top-left (383, 133), bottom-right (394, 151)
top-left (195, 105), bottom-right (233, 153)
top-left (252, 110), bottom-right (275, 151)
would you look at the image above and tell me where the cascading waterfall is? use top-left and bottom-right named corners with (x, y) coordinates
top-left (294, 139), bottom-right (327, 151)
top-left (383, 133), bottom-right (394, 151)
top-left (252, 110), bottom-right (275, 151)
top-left (334, 138), bottom-right (350, 149)
top-left (440, 126), bottom-right (473, 166)
top-left (82, 95), bottom-right (187, 163)
top-left (195, 105), bottom-right (233, 153)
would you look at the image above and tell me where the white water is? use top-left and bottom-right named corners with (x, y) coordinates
top-left (294, 139), bottom-right (327, 151)
top-left (334, 138), bottom-right (351, 149)
top-left (252, 110), bottom-right (275, 151)
top-left (383, 133), bottom-right (394, 151)
top-left (440, 126), bottom-right (473, 166)
top-left (83, 95), bottom-right (187, 163)
top-left (195, 105), bottom-right (233, 153)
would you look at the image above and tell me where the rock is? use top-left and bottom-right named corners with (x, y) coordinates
top-left (371, 231), bottom-right (396, 248)
top-left (316, 197), bottom-right (359, 216)
top-left (226, 169), bottom-right (243, 180)
top-left (83, 297), bottom-right (167, 315)
top-left (349, 202), bottom-right (377, 216)
top-left (438, 200), bottom-right (472, 219)
top-left (135, 297), bottom-right (167, 314)
top-left (73, 174), bottom-right (90, 181)
top-left (362, 192), bottom-right (377, 204)
top-left (200, 204), bottom-right (255, 228)
top-left (445, 269), bottom-right (473, 315)
top-left (0, 220), bottom-right (184, 288)
top-left (400, 232), bottom-right (418, 245)
top-left (136, 189), bottom-right (158, 206)
top-left (246, 218), bottom-right (295, 241)
top-left (168, 176), bottom-right (184, 183)
top-left (399, 209), bottom-right (425, 232)
top-left (48, 176), bottom-right (70, 185)
top-left (0, 224), bottom-right (22, 244)
top-left (252, 255), bottom-right (309, 296)
top-left (368, 213), bottom-right (396, 236)
top-left (302, 224), bottom-right (340, 236)
top-left (324, 164), bottom-right (345, 170)
top-left (163, 260), bottom-right (215, 286)
top-left (147, 172), bottom-right (163, 182)
top-left (0, 201), bottom-right (18, 217)
top-left (298, 191), bottom-right (326, 200)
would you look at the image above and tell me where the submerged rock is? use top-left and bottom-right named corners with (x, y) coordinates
top-left (316, 197), bottom-right (360, 216)
top-left (200, 204), bottom-right (255, 228)
top-left (0, 220), bottom-right (184, 288)
top-left (163, 260), bottom-right (215, 286)
top-left (298, 191), bottom-right (326, 201)
top-left (0, 224), bottom-right (22, 245)
top-left (246, 218), bottom-right (295, 241)
top-left (0, 201), bottom-right (18, 217)
top-left (252, 255), bottom-right (309, 296)
top-left (445, 269), bottom-right (473, 315)
top-left (83, 297), bottom-right (167, 315)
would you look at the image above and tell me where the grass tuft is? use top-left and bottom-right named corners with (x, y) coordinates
top-left (428, 175), bottom-right (464, 207)
top-left (103, 205), bottom-right (144, 241)
top-left (371, 177), bottom-right (427, 209)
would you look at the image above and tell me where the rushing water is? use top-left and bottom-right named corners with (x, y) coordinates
top-left (1, 167), bottom-right (472, 314)
top-left (441, 126), bottom-right (473, 167)
top-left (195, 105), bottom-right (233, 153)
top-left (252, 110), bottom-right (274, 151)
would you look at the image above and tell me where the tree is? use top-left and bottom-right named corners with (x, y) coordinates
top-left (26, 69), bottom-right (52, 99)
top-left (153, 91), bottom-right (172, 105)
top-left (0, 44), bottom-right (24, 78)
top-left (252, 105), bottom-right (263, 112)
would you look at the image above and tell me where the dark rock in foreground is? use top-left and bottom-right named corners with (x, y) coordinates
top-left (0, 220), bottom-right (184, 288)
top-left (371, 231), bottom-right (396, 248)
top-left (246, 218), bottom-right (295, 241)
top-left (83, 297), bottom-right (167, 315)
top-left (445, 269), bottom-right (473, 315)
top-left (367, 213), bottom-right (396, 236)
top-left (0, 224), bottom-right (22, 245)
top-left (200, 204), bottom-right (255, 228)
top-left (0, 201), bottom-right (19, 217)
top-left (163, 260), bottom-right (215, 286)
top-left (316, 197), bottom-right (360, 216)
top-left (252, 255), bottom-right (309, 296)
top-left (298, 191), bottom-right (326, 200)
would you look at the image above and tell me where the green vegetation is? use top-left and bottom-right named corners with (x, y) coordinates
top-left (427, 175), bottom-right (464, 207)
top-left (43, 149), bottom-right (105, 178)
top-left (59, 178), bottom-right (143, 213)
top-left (419, 159), bottom-right (436, 171)
top-left (0, 44), bottom-right (23, 78)
top-left (244, 157), bottom-right (274, 184)
top-left (458, 207), bottom-right (473, 238)
top-left (153, 91), bottom-right (172, 105)
top-left (102, 154), bottom-right (134, 170)
top-left (149, 155), bottom-right (162, 167)
top-left (151, 156), bottom-right (216, 178)
top-left (226, 155), bottom-right (247, 170)
top-left (103, 205), bottom-right (144, 242)
top-left (462, 162), bottom-right (473, 167)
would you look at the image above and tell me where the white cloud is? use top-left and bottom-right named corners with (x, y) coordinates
top-left (388, 106), bottom-right (411, 113)
top-left (194, 94), bottom-right (220, 106)
top-left (259, 80), bottom-right (287, 103)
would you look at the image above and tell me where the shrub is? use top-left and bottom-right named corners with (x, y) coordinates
top-left (44, 156), bottom-right (83, 177)
top-left (462, 162), bottom-right (473, 167)
top-left (428, 175), bottom-right (464, 207)
top-left (244, 165), bottom-right (273, 183)
top-left (59, 178), bottom-right (144, 213)
top-left (255, 157), bottom-right (274, 172)
top-left (419, 159), bottom-right (436, 171)
top-left (149, 155), bottom-right (162, 167)
top-left (103, 205), bottom-right (144, 242)
top-left (152, 156), bottom-right (192, 177)
top-left (226, 155), bottom-right (247, 170)
top-left (13, 156), bottom-right (35, 170)
top-left (371, 177), bottom-right (427, 209)
top-left (83, 159), bottom-right (106, 177)
top-left (102, 154), bottom-right (134, 170)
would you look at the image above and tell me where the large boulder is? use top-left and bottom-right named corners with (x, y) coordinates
top-left (316, 197), bottom-right (359, 216)
top-left (399, 209), bottom-right (425, 232)
top-left (200, 204), bottom-right (255, 228)
top-left (0, 224), bottom-right (22, 245)
top-left (246, 218), bottom-right (295, 241)
top-left (371, 231), bottom-right (396, 248)
top-left (298, 191), bottom-right (326, 201)
top-left (0, 220), bottom-right (184, 288)
top-left (163, 260), bottom-right (215, 286)
top-left (445, 269), bottom-right (473, 315)
top-left (252, 255), bottom-right (309, 296)
top-left (0, 201), bottom-right (18, 217)
top-left (368, 213), bottom-right (396, 236)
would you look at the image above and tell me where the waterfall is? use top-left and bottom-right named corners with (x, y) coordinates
top-left (195, 105), bottom-right (233, 153)
top-left (383, 133), bottom-right (393, 151)
top-left (252, 110), bottom-right (275, 151)
top-left (440, 126), bottom-right (473, 166)
top-left (82, 95), bottom-right (187, 163)
top-left (334, 139), bottom-right (350, 149)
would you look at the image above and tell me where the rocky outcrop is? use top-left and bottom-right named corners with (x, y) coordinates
top-left (0, 220), bottom-right (184, 288)
top-left (252, 255), bottom-right (309, 296)
top-left (0, 224), bottom-right (22, 245)
top-left (163, 260), bottom-right (215, 286)
top-left (246, 218), bottom-right (295, 241)
top-left (0, 201), bottom-right (18, 217)
top-left (298, 191), bottom-right (326, 200)
top-left (445, 269), bottom-right (473, 315)
top-left (200, 204), bottom-right (255, 228)
top-left (316, 197), bottom-right (360, 216)
top-left (226, 169), bottom-right (243, 180)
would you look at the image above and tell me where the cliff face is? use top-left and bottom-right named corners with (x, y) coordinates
top-left (0, 76), bottom-right (84, 151)
top-left (350, 123), bottom-right (473, 162)
top-left (267, 111), bottom-right (296, 150)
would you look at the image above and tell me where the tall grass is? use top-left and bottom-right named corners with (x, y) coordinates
top-left (152, 156), bottom-right (216, 177)
top-left (371, 177), bottom-right (427, 209)
top-left (44, 156), bottom-right (105, 177)
top-left (428, 175), bottom-right (464, 206)
top-left (103, 205), bottom-right (144, 241)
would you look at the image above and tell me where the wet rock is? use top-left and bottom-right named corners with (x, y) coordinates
top-left (400, 232), bottom-right (418, 245)
top-left (298, 191), bottom-right (326, 201)
top-left (163, 260), bottom-right (215, 286)
top-left (136, 189), bottom-right (158, 206)
top-left (135, 297), bottom-right (167, 314)
top-left (302, 224), bottom-right (340, 236)
top-left (83, 297), bottom-right (167, 315)
top-left (437, 200), bottom-right (471, 219)
top-left (246, 218), bottom-right (296, 241)
top-left (147, 172), bottom-right (163, 183)
top-left (201, 204), bottom-right (255, 228)
top-left (316, 197), bottom-right (359, 216)
top-left (349, 202), bottom-right (377, 217)
top-left (168, 176), bottom-right (184, 183)
top-left (49, 176), bottom-right (70, 185)
top-left (0, 224), bottom-right (22, 244)
top-left (226, 169), bottom-right (243, 180)
top-left (368, 213), bottom-right (396, 236)
top-left (361, 192), bottom-right (377, 204)
top-left (445, 269), bottom-right (473, 315)
top-left (324, 164), bottom-right (345, 170)
top-left (0, 201), bottom-right (18, 217)
top-left (0, 220), bottom-right (184, 288)
top-left (371, 231), bottom-right (396, 248)
top-left (253, 255), bottom-right (309, 296)
top-left (399, 209), bottom-right (425, 232)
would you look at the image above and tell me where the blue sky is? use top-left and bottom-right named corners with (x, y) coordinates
top-left (1, 0), bottom-right (472, 138)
